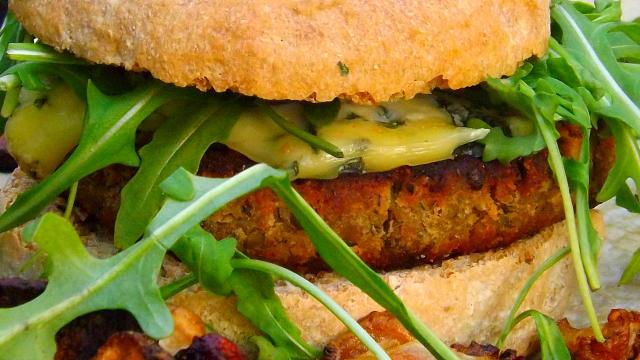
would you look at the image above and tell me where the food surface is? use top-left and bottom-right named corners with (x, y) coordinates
top-left (559, 309), bottom-right (640, 360)
top-left (76, 124), bottom-right (614, 272)
top-left (9, 0), bottom-right (549, 102)
top-left (0, 168), bottom-right (587, 356)
top-left (167, 214), bottom-right (588, 354)
top-left (1, 1), bottom-right (639, 359)
top-left (324, 309), bottom-right (640, 360)
top-left (223, 96), bottom-right (489, 179)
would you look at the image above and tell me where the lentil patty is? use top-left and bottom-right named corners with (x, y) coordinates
top-left (76, 124), bottom-right (614, 273)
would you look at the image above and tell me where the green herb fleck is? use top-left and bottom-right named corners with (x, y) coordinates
top-left (337, 61), bottom-right (349, 76)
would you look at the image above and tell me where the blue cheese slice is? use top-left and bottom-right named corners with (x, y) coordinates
top-left (224, 96), bottom-right (489, 179)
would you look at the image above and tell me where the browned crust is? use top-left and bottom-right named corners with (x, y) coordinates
top-left (323, 311), bottom-right (413, 360)
top-left (91, 332), bottom-right (171, 360)
top-left (559, 309), bottom-right (640, 360)
top-left (76, 124), bottom-right (614, 273)
top-left (10, 0), bottom-right (549, 103)
top-left (325, 312), bottom-right (523, 359)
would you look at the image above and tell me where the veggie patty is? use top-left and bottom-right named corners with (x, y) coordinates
top-left (76, 123), bottom-right (614, 273)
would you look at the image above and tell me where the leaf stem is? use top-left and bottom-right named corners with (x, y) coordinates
top-left (533, 110), bottom-right (604, 341)
top-left (64, 182), bottom-right (78, 220)
top-left (496, 247), bottom-right (570, 349)
top-left (574, 131), bottom-right (600, 290)
top-left (510, 310), bottom-right (571, 359)
top-left (160, 273), bottom-right (198, 300)
top-left (231, 258), bottom-right (391, 360)
top-left (17, 249), bottom-right (44, 274)
top-left (256, 101), bottom-right (344, 158)
top-left (0, 78), bottom-right (20, 117)
top-left (6, 43), bottom-right (87, 65)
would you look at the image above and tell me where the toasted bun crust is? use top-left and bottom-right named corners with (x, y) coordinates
top-left (0, 170), bottom-right (592, 357)
top-left (10, 0), bottom-right (549, 103)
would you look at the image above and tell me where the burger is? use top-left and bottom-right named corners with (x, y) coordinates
top-left (0, 0), bottom-right (638, 359)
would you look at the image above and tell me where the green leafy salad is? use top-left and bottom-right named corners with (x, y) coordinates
top-left (0, 0), bottom-right (639, 359)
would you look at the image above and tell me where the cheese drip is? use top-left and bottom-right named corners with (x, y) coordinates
top-left (224, 96), bottom-right (489, 179)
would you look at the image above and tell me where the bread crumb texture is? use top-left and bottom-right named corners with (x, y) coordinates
top-left (10, 0), bottom-right (549, 103)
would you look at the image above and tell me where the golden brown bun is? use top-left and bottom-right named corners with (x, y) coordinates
top-left (10, 0), bottom-right (549, 103)
top-left (0, 169), bottom-right (591, 357)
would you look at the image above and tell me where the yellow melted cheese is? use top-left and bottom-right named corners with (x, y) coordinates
top-left (224, 96), bottom-right (489, 179)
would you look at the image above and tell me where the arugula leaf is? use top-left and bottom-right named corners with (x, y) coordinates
top-left (150, 165), bottom-right (458, 360)
top-left (531, 91), bottom-right (604, 304)
top-left (486, 0), bottom-right (640, 341)
top-left (252, 336), bottom-right (290, 360)
top-left (566, 132), bottom-right (603, 289)
top-left (171, 226), bottom-right (236, 296)
top-left (146, 164), bottom-right (456, 359)
top-left (0, 11), bottom-right (23, 73)
top-left (232, 258), bottom-right (391, 360)
top-left (596, 119), bottom-right (640, 204)
top-left (0, 213), bottom-right (172, 359)
top-left (496, 247), bottom-right (570, 349)
top-left (230, 269), bottom-right (319, 359)
top-left (550, 0), bottom-right (640, 296)
top-left (614, 182), bottom-right (640, 212)
top-left (0, 80), bottom-right (175, 232)
top-left (169, 227), bottom-right (388, 360)
top-left (487, 75), bottom-right (603, 340)
top-left (510, 310), bottom-right (571, 360)
top-left (467, 118), bottom-right (545, 163)
top-left (552, 1), bottom-right (640, 133)
top-left (165, 213), bottom-right (388, 358)
top-left (619, 248), bottom-right (640, 284)
top-left (114, 97), bottom-right (243, 248)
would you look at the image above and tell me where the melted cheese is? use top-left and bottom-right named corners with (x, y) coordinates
top-left (224, 96), bottom-right (489, 179)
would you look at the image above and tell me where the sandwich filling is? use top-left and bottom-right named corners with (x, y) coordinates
top-left (2, 79), bottom-right (614, 272)
top-left (0, 1), bottom-right (639, 359)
